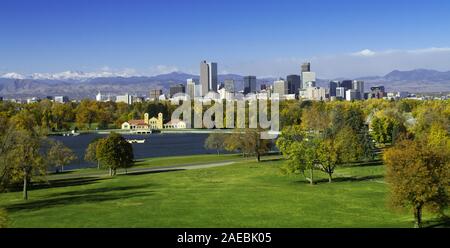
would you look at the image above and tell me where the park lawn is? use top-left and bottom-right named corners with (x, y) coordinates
top-left (0, 158), bottom-right (447, 228)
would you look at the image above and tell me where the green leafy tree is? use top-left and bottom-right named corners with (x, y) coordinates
top-left (3, 128), bottom-right (47, 200)
top-left (96, 132), bottom-right (134, 176)
top-left (384, 134), bottom-right (449, 228)
top-left (47, 140), bottom-right (77, 172)
top-left (277, 126), bottom-right (320, 184)
top-left (85, 138), bottom-right (101, 169)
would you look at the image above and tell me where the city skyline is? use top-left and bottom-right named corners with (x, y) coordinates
top-left (1, 0), bottom-right (450, 78)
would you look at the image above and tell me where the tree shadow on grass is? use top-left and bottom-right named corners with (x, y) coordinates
top-left (122, 168), bottom-right (185, 176)
top-left (344, 159), bottom-right (384, 167)
top-left (5, 184), bottom-right (155, 213)
top-left (6, 177), bottom-right (105, 192)
top-left (424, 216), bottom-right (450, 228)
top-left (293, 174), bottom-right (384, 185)
top-left (45, 183), bottom-right (156, 198)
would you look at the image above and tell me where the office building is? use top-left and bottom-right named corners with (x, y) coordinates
top-left (224, 79), bottom-right (235, 93)
top-left (369, 86), bottom-right (385, 99)
top-left (286, 74), bottom-right (301, 95)
top-left (301, 62), bottom-right (311, 73)
top-left (186, 79), bottom-right (197, 99)
top-left (200, 60), bottom-right (218, 96)
top-left (352, 80), bottom-right (364, 99)
top-left (336, 87), bottom-right (345, 99)
top-left (339, 80), bottom-right (353, 91)
top-left (273, 79), bottom-right (288, 97)
top-left (116, 94), bottom-right (133, 104)
top-left (301, 72), bottom-right (316, 89)
top-left (305, 87), bottom-right (326, 101)
top-left (54, 96), bottom-right (69, 103)
top-left (329, 81), bottom-right (339, 97)
top-left (169, 84), bottom-right (185, 98)
top-left (149, 89), bottom-right (163, 101)
top-left (243, 76), bottom-right (257, 94)
top-left (345, 89), bottom-right (358, 101)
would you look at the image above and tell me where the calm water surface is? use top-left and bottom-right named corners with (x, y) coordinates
top-left (51, 133), bottom-right (212, 170)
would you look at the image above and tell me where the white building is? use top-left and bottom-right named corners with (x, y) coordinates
top-left (116, 93), bottom-right (134, 104)
top-left (186, 78), bottom-right (198, 99)
top-left (301, 71), bottom-right (316, 89)
top-left (164, 119), bottom-right (187, 129)
top-left (273, 79), bottom-right (288, 97)
top-left (305, 87), bottom-right (326, 101)
top-left (336, 87), bottom-right (345, 99)
top-left (346, 89), bottom-right (358, 101)
top-left (54, 96), bottom-right (69, 103)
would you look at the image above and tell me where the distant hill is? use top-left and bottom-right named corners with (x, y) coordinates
top-left (1, 69), bottom-right (449, 99)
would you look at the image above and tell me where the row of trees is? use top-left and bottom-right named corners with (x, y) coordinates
top-left (0, 99), bottom-right (177, 131)
top-left (204, 129), bottom-right (272, 162)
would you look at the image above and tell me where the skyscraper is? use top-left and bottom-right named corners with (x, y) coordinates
top-left (208, 62), bottom-right (218, 93)
top-left (186, 79), bottom-right (197, 99)
top-left (200, 60), bottom-right (218, 96)
top-left (301, 62), bottom-right (311, 73)
top-left (286, 74), bottom-right (301, 95)
top-left (352, 80), bottom-right (364, 99)
top-left (273, 79), bottom-right (288, 96)
top-left (329, 81), bottom-right (339, 97)
top-left (200, 61), bottom-right (209, 96)
top-left (243, 76), bottom-right (257, 94)
top-left (339, 80), bottom-right (353, 91)
top-left (301, 72), bottom-right (316, 89)
top-left (300, 62), bottom-right (315, 89)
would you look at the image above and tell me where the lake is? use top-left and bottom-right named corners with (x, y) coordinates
top-left (51, 133), bottom-right (213, 170)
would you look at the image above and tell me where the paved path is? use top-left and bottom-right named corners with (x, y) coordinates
top-left (47, 160), bottom-right (239, 181)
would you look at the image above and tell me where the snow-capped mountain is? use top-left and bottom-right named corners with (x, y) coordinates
top-left (1, 70), bottom-right (138, 81)
top-left (1, 72), bottom-right (26, 80)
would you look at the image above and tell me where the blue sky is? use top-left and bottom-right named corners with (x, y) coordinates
top-left (1, 0), bottom-right (450, 78)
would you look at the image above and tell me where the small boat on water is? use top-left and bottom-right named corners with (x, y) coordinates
top-left (62, 130), bottom-right (80, 136)
top-left (126, 139), bottom-right (146, 144)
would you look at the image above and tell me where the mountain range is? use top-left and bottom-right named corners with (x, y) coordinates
top-left (1, 69), bottom-right (449, 99)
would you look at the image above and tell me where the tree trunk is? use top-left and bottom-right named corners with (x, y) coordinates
top-left (328, 173), bottom-right (332, 183)
top-left (23, 168), bottom-right (28, 200)
top-left (256, 153), bottom-right (261, 162)
top-left (309, 168), bottom-right (314, 185)
top-left (97, 161), bottom-right (100, 170)
top-left (414, 205), bottom-right (423, 228)
top-left (109, 168), bottom-right (112, 176)
top-left (61, 165), bottom-right (64, 172)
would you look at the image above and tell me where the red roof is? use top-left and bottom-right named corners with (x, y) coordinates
top-left (128, 120), bottom-right (147, 125)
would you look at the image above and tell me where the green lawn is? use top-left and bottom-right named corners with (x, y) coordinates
top-left (0, 157), bottom-right (447, 228)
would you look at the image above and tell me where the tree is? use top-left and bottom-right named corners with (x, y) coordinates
top-left (204, 133), bottom-right (226, 155)
top-left (384, 135), bottom-right (449, 228)
top-left (317, 126), bottom-right (363, 182)
top-left (47, 140), bottom-right (77, 172)
top-left (2, 128), bottom-right (47, 200)
top-left (96, 132), bottom-right (134, 176)
top-left (223, 129), bottom-right (272, 162)
top-left (277, 126), bottom-right (320, 184)
top-left (85, 138), bottom-right (101, 169)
